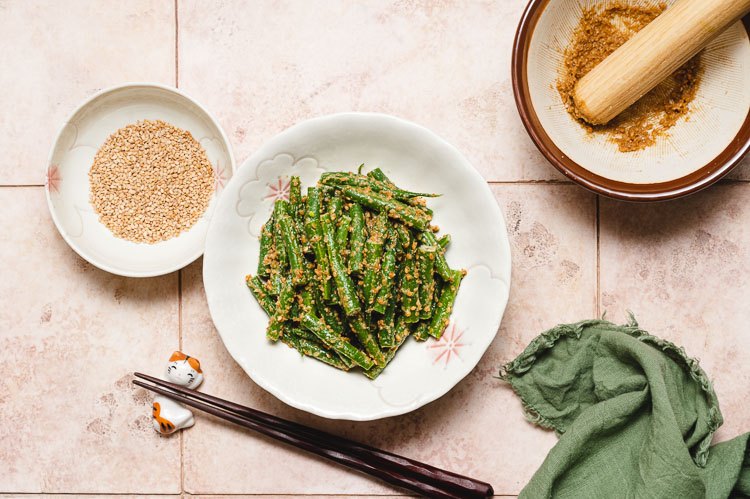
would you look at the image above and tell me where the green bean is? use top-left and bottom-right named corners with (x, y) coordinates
top-left (327, 195), bottom-right (343, 222)
top-left (362, 212), bottom-right (388, 308)
top-left (367, 168), bottom-right (434, 216)
top-left (251, 168), bottom-right (464, 378)
top-left (428, 269), bottom-right (464, 339)
top-left (298, 318), bottom-right (355, 369)
top-left (319, 185), bottom-right (336, 198)
top-left (332, 213), bottom-right (352, 292)
top-left (395, 223), bottom-right (414, 252)
top-left (275, 278), bottom-right (294, 317)
top-left (321, 171), bottom-right (439, 199)
top-left (284, 329), bottom-right (350, 371)
top-left (292, 324), bottom-right (353, 368)
top-left (337, 350), bottom-right (357, 369)
top-left (372, 229), bottom-right (399, 314)
top-left (366, 168), bottom-right (390, 184)
top-left (313, 287), bottom-right (346, 336)
top-left (335, 214), bottom-right (351, 253)
top-left (278, 215), bottom-right (306, 286)
top-left (257, 215), bottom-right (275, 276)
top-left (294, 335), bottom-right (350, 371)
top-left (377, 296), bottom-right (397, 349)
top-left (289, 299), bottom-right (299, 321)
top-left (262, 214), bottom-right (285, 296)
top-left (394, 315), bottom-right (413, 344)
top-left (273, 200), bottom-right (290, 267)
top-left (321, 214), bottom-right (361, 315)
top-left (267, 277), bottom-right (295, 341)
top-left (304, 188), bottom-right (332, 301)
top-left (393, 319), bottom-right (412, 344)
top-left (246, 275), bottom-right (275, 316)
top-left (366, 323), bottom-right (410, 379)
top-left (268, 267), bottom-right (284, 296)
top-left (413, 321), bottom-right (430, 341)
top-left (301, 313), bottom-right (373, 369)
top-left (289, 176), bottom-right (308, 248)
top-left (289, 176), bottom-right (302, 221)
top-left (281, 330), bottom-right (302, 350)
top-left (334, 186), bottom-right (431, 231)
top-left (348, 203), bottom-right (366, 274)
top-left (298, 286), bottom-right (315, 319)
top-left (420, 230), bottom-right (452, 281)
top-left (400, 252), bottom-right (420, 323)
top-left (430, 277), bottom-right (443, 313)
top-left (290, 326), bottom-right (319, 342)
top-left (348, 313), bottom-right (386, 367)
top-left (417, 245), bottom-right (437, 319)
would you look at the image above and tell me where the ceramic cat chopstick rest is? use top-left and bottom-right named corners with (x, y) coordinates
top-left (152, 351), bottom-right (204, 434)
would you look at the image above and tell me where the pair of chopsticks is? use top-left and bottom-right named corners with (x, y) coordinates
top-left (134, 372), bottom-right (493, 498)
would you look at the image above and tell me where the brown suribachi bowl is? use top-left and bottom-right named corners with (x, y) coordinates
top-left (512, 0), bottom-right (750, 201)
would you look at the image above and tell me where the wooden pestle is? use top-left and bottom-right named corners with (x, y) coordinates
top-left (573, 0), bottom-right (750, 125)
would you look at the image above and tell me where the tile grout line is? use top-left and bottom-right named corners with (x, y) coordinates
top-left (175, 1), bottom-right (182, 490)
top-left (3, 179), bottom-right (750, 189)
top-left (177, 268), bottom-right (184, 494)
top-left (0, 494), bottom-right (473, 497)
top-left (174, 0), bottom-right (179, 88)
top-left (487, 179), bottom-right (572, 184)
top-left (595, 196), bottom-right (601, 317)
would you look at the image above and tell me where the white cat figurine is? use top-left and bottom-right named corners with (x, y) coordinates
top-left (152, 351), bottom-right (204, 434)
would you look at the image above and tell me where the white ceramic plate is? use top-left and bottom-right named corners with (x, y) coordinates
top-left (203, 113), bottom-right (511, 420)
top-left (46, 83), bottom-right (234, 277)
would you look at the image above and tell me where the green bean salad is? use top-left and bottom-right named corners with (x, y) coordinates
top-left (245, 167), bottom-right (464, 379)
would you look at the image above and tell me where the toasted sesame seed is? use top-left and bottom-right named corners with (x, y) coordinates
top-left (89, 119), bottom-right (214, 244)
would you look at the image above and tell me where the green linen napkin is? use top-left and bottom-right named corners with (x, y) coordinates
top-left (499, 317), bottom-right (750, 499)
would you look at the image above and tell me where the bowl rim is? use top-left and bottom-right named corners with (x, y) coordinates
top-left (511, 1), bottom-right (750, 202)
top-left (45, 82), bottom-right (236, 278)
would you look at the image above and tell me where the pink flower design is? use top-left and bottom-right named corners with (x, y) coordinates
top-left (265, 177), bottom-right (291, 202)
top-left (46, 164), bottom-right (61, 193)
top-left (213, 161), bottom-right (226, 193)
top-left (427, 324), bottom-right (466, 366)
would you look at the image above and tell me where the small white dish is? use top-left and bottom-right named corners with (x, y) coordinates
top-left (203, 112), bottom-right (511, 420)
top-left (46, 83), bottom-right (234, 277)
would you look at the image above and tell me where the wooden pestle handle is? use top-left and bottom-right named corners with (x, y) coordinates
top-left (573, 0), bottom-right (750, 125)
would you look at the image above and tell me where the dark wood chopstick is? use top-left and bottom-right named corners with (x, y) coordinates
top-left (135, 371), bottom-right (487, 495)
top-left (133, 373), bottom-right (493, 498)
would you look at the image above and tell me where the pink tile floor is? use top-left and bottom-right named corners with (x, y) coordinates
top-left (1, 0), bottom-right (748, 496)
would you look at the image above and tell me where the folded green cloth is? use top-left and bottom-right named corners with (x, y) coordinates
top-left (500, 317), bottom-right (750, 498)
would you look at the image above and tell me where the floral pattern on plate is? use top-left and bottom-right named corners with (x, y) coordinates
top-left (427, 323), bottom-right (467, 367)
top-left (46, 164), bottom-right (61, 194)
top-left (236, 153), bottom-right (326, 237)
top-left (265, 178), bottom-right (291, 202)
top-left (213, 160), bottom-right (227, 193)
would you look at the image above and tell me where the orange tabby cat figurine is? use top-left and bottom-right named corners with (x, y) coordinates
top-left (151, 351), bottom-right (204, 435)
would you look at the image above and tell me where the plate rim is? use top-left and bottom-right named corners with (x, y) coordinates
top-left (45, 81), bottom-right (236, 278)
top-left (203, 111), bottom-right (512, 420)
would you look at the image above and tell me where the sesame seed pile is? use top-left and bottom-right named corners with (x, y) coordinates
top-left (89, 119), bottom-right (214, 244)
